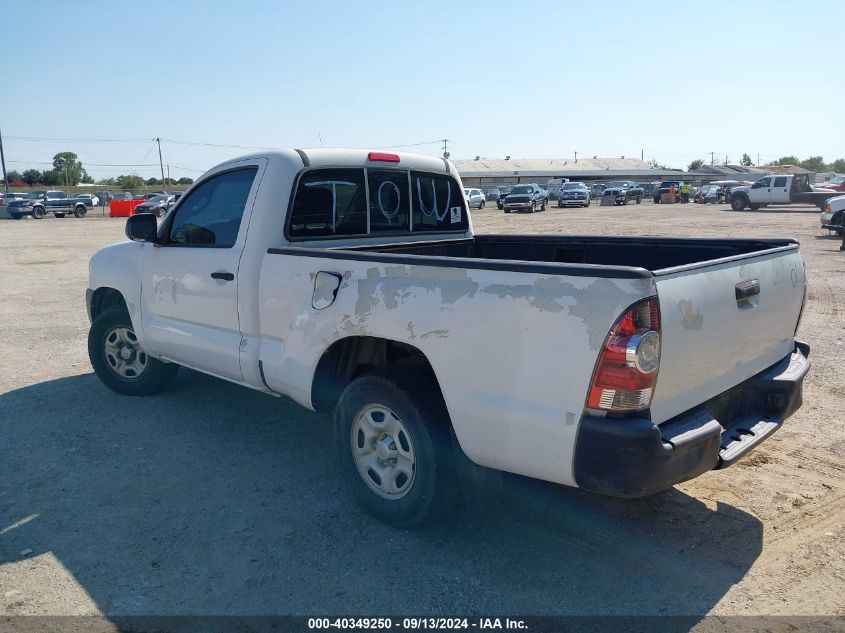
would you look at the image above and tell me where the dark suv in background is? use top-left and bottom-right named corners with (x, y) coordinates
top-left (602, 181), bottom-right (644, 205)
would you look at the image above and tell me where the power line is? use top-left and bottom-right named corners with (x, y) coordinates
top-left (7, 136), bottom-right (149, 143)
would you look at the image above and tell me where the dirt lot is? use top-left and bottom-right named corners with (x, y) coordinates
top-left (0, 203), bottom-right (842, 619)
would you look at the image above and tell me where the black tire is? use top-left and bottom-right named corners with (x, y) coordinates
top-left (88, 307), bottom-right (178, 396)
top-left (504, 208), bottom-right (510, 214)
top-left (540, 199), bottom-right (546, 211)
top-left (479, 201), bottom-right (485, 209)
top-left (334, 367), bottom-right (458, 527)
top-left (73, 205), bottom-right (86, 218)
top-left (9, 212), bottom-right (22, 220)
top-left (32, 206), bottom-right (46, 219)
top-left (530, 201), bottom-right (536, 213)
top-left (835, 212), bottom-right (845, 236)
top-left (731, 196), bottom-right (747, 211)
top-left (585, 199), bottom-right (591, 207)
top-left (750, 204), bottom-right (761, 211)
top-left (654, 195), bottom-right (660, 204)
top-left (557, 201), bottom-right (563, 208)
top-left (636, 195), bottom-right (642, 204)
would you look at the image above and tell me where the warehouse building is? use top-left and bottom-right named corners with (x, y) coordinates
top-left (453, 157), bottom-right (681, 191)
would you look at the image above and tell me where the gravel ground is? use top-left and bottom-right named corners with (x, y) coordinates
top-left (0, 203), bottom-right (842, 619)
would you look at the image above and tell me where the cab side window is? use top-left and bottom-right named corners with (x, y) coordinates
top-left (167, 167), bottom-right (257, 247)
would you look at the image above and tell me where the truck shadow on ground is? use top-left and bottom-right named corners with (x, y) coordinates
top-left (0, 371), bottom-right (762, 619)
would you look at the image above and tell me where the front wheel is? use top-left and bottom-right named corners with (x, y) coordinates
top-left (636, 196), bottom-right (642, 204)
top-left (540, 200), bottom-right (546, 211)
top-left (334, 368), bottom-right (457, 527)
top-left (88, 307), bottom-right (178, 396)
top-left (74, 206), bottom-right (86, 218)
top-left (32, 206), bottom-right (46, 219)
top-left (9, 212), bottom-right (22, 219)
top-left (731, 196), bottom-right (747, 211)
top-left (585, 199), bottom-right (591, 207)
top-left (479, 200), bottom-right (485, 209)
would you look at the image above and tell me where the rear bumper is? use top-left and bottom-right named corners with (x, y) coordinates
top-left (573, 341), bottom-right (810, 498)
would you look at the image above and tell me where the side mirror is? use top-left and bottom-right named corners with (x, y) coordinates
top-left (125, 213), bottom-right (158, 242)
top-left (751, 182), bottom-right (761, 189)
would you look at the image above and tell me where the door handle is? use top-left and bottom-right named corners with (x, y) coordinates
top-left (210, 271), bottom-right (234, 281)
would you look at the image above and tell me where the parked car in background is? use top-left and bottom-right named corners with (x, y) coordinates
top-left (820, 194), bottom-right (845, 235)
top-left (815, 175), bottom-right (845, 192)
top-left (654, 180), bottom-right (684, 203)
top-left (77, 194), bottom-right (100, 207)
top-left (6, 190), bottom-right (89, 219)
top-left (0, 192), bottom-right (25, 203)
top-left (133, 194), bottom-right (175, 217)
top-left (463, 188), bottom-right (486, 209)
top-left (495, 185), bottom-right (513, 209)
top-left (502, 183), bottom-right (546, 213)
top-left (94, 191), bottom-right (113, 204)
top-left (603, 181), bottom-right (643, 205)
top-left (112, 192), bottom-right (133, 201)
top-left (694, 184), bottom-right (722, 204)
top-left (486, 187), bottom-right (504, 203)
top-left (557, 182), bottom-right (591, 207)
top-left (731, 174), bottom-right (840, 211)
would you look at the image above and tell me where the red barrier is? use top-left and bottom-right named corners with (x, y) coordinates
top-left (109, 199), bottom-right (146, 217)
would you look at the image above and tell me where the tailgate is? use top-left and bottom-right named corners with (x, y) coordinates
top-left (650, 244), bottom-right (805, 424)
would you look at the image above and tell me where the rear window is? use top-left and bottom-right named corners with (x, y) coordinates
top-left (288, 168), bottom-right (467, 238)
top-left (289, 169), bottom-right (368, 237)
top-left (369, 169), bottom-right (410, 233)
top-left (411, 171), bottom-right (467, 233)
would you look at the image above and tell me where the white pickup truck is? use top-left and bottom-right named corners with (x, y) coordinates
top-left (86, 149), bottom-right (811, 526)
top-left (730, 173), bottom-right (838, 211)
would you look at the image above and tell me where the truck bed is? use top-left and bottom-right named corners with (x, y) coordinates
top-left (297, 234), bottom-right (798, 276)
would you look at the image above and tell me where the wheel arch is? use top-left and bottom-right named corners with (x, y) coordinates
top-left (311, 335), bottom-right (446, 417)
top-left (89, 287), bottom-right (129, 322)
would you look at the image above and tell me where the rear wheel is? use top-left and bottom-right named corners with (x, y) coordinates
top-left (88, 307), bottom-right (178, 396)
top-left (32, 206), bottom-right (46, 219)
top-left (334, 368), bottom-right (458, 527)
top-left (9, 212), bottom-right (22, 220)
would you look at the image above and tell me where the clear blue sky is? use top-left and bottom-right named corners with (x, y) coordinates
top-left (2, 0), bottom-right (843, 179)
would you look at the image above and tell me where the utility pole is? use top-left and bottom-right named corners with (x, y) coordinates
top-left (757, 153), bottom-right (760, 166)
top-left (441, 139), bottom-right (450, 159)
top-left (641, 149), bottom-right (644, 161)
top-left (574, 151), bottom-right (578, 163)
top-left (166, 164), bottom-right (170, 189)
top-left (709, 151), bottom-right (715, 165)
top-left (156, 137), bottom-right (166, 192)
top-left (0, 128), bottom-right (8, 194)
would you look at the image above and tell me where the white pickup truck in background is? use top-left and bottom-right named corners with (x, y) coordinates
top-left (730, 173), bottom-right (839, 211)
top-left (87, 149), bottom-right (810, 526)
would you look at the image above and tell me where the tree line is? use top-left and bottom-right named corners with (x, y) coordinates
top-left (688, 154), bottom-right (845, 172)
top-left (2, 151), bottom-right (193, 189)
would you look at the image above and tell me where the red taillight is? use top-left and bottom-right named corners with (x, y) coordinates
top-left (587, 297), bottom-right (661, 413)
top-left (367, 152), bottom-right (400, 163)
